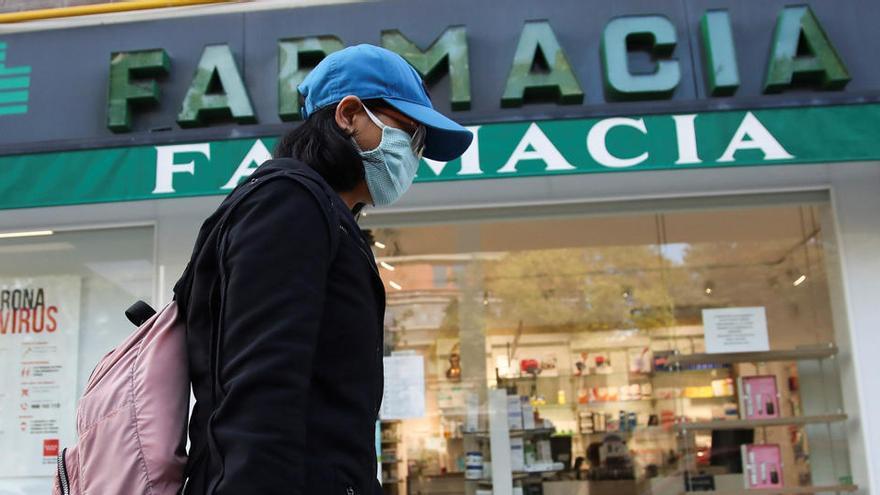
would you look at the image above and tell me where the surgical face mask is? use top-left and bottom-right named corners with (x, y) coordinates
top-left (356, 104), bottom-right (424, 207)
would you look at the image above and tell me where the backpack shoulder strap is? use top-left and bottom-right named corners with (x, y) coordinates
top-left (274, 168), bottom-right (342, 262)
top-left (213, 168), bottom-right (341, 264)
top-left (172, 164), bottom-right (343, 314)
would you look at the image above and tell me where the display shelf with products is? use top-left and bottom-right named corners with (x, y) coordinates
top-left (580, 426), bottom-right (675, 438)
top-left (501, 368), bottom-right (733, 382)
top-left (577, 398), bottom-right (656, 405)
top-left (673, 413), bottom-right (847, 431)
top-left (463, 427), bottom-right (556, 438)
top-left (666, 344), bottom-right (837, 366)
top-left (379, 421), bottom-right (405, 494)
top-left (471, 466), bottom-right (566, 484)
top-left (676, 484), bottom-right (858, 495)
top-left (373, 203), bottom-right (857, 494)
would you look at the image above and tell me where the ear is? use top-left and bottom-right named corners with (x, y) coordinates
top-left (335, 95), bottom-right (363, 133)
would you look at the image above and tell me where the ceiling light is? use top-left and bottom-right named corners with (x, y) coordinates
top-left (380, 261), bottom-right (395, 271)
top-left (389, 281), bottom-right (402, 290)
top-left (374, 241), bottom-right (386, 249)
top-left (793, 275), bottom-right (806, 286)
top-left (0, 230), bottom-right (54, 239)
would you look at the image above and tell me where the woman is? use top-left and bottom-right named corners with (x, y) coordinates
top-left (173, 44), bottom-right (472, 494)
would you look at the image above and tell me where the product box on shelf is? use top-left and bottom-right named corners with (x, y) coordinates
top-left (465, 392), bottom-right (480, 432)
top-left (521, 396), bottom-right (536, 430)
top-left (573, 351), bottom-right (614, 376)
top-left (537, 438), bottom-right (552, 462)
top-left (737, 375), bottom-right (780, 419)
top-left (510, 437), bottom-right (525, 471)
top-left (508, 394), bottom-right (524, 430)
top-left (628, 347), bottom-right (653, 374)
top-left (741, 444), bottom-right (783, 488)
top-left (578, 411), bottom-right (594, 434)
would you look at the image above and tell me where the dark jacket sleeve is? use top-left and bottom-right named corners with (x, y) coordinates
top-left (209, 180), bottom-right (332, 494)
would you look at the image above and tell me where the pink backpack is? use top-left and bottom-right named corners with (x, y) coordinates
top-left (53, 300), bottom-right (189, 495)
top-left (52, 167), bottom-right (331, 495)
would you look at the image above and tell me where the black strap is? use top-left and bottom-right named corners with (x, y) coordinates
top-left (125, 300), bottom-right (157, 327)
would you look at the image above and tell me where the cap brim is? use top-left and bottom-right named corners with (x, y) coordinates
top-left (382, 97), bottom-right (473, 162)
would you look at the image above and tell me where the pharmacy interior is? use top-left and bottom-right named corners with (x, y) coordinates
top-left (370, 195), bottom-right (853, 495)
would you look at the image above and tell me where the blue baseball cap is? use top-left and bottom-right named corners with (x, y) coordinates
top-left (298, 44), bottom-right (473, 162)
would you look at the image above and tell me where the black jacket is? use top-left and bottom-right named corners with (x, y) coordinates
top-left (173, 158), bottom-right (386, 495)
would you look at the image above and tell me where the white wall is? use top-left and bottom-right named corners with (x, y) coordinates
top-left (827, 164), bottom-right (880, 493)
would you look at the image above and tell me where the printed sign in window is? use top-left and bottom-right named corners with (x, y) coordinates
top-left (702, 307), bottom-right (770, 354)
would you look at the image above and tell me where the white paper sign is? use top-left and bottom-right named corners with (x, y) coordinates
top-left (0, 276), bottom-right (81, 477)
top-left (702, 307), bottom-right (769, 354)
top-left (380, 355), bottom-right (425, 420)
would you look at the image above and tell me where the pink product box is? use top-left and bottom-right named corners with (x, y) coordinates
top-left (737, 375), bottom-right (780, 419)
top-left (741, 444), bottom-right (783, 488)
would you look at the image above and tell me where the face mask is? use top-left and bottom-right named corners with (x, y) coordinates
top-left (356, 105), bottom-right (423, 207)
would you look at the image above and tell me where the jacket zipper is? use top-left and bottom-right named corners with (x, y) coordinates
top-left (57, 448), bottom-right (70, 495)
top-left (339, 224), bottom-right (382, 280)
top-left (337, 222), bottom-right (385, 420)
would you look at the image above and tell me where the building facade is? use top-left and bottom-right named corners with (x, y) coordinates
top-left (0, 1), bottom-right (879, 494)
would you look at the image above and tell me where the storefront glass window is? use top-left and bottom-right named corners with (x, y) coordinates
top-left (373, 201), bottom-right (852, 495)
top-left (0, 226), bottom-right (154, 494)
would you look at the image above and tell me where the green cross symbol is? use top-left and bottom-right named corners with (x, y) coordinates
top-left (0, 42), bottom-right (32, 116)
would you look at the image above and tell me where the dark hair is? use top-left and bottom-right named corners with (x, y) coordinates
top-left (274, 104), bottom-right (364, 192)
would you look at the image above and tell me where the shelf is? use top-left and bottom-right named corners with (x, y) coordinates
top-left (578, 398), bottom-right (656, 406)
top-left (468, 467), bottom-right (564, 483)
top-left (463, 427), bottom-right (556, 437)
top-left (505, 370), bottom-right (726, 380)
top-left (673, 413), bottom-right (847, 431)
top-left (502, 372), bottom-right (648, 381)
top-left (655, 395), bottom-right (737, 401)
top-left (500, 368), bottom-right (731, 384)
top-left (654, 367), bottom-right (732, 375)
top-left (535, 403), bottom-right (574, 409)
top-left (679, 484), bottom-right (857, 495)
top-left (581, 427), bottom-right (675, 437)
top-left (667, 344), bottom-right (837, 366)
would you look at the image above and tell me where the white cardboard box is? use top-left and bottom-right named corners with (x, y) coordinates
top-left (510, 437), bottom-right (525, 471)
top-left (521, 397), bottom-right (536, 430)
top-left (507, 395), bottom-right (524, 430)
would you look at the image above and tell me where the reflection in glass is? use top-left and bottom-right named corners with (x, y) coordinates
top-left (371, 204), bottom-right (849, 494)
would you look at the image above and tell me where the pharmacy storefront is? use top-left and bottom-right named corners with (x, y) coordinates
top-left (1, 0), bottom-right (880, 494)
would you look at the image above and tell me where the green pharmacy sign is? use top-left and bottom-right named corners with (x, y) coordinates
top-left (105, 6), bottom-right (851, 131)
top-left (0, 42), bottom-right (32, 116)
top-left (1, 103), bottom-right (880, 210)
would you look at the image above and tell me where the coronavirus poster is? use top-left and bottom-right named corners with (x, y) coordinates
top-left (0, 276), bottom-right (80, 477)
